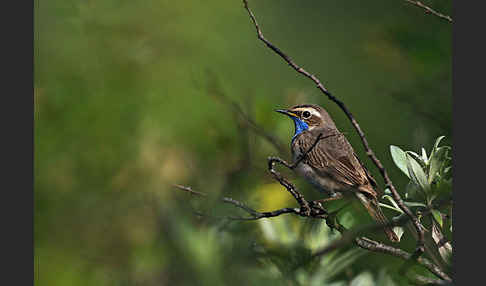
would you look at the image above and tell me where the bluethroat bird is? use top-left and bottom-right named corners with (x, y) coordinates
top-left (277, 104), bottom-right (399, 242)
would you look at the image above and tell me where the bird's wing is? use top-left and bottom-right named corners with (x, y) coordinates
top-left (296, 128), bottom-right (377, 197)
top-left (353, 152), bottom-right (382, 195)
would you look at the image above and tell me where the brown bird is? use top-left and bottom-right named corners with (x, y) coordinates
top-left (276, 104), bottom-right (399, 242)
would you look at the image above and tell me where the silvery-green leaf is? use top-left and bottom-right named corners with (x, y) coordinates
top-left (379, 203), bottom-right (403, 214)
top-left (390, 145), bottom-right (410, 178)
top-left (428, 147), bottom-right (447, 184)
top-left (431, 209), bottom-right (443, 228)
top-left (429, 136), bottom-right (446, 163)
top-left (377, 269), bottom-right (398, 286)
top-left (350, 272), bottom-right (374, 286)
top-left (421, 147), bottom-right (428, 164)
top-left (403, 201), bottom-right (427, 208)
top-left (318, 248), bottom-right (365, 281)
top-left (405, 181), bottom-right (421, 199)
top-left (406, 151), bottom-right (423, 164)
top-left (432, 136), bottom-right (446, 153)
top-left (406, 153), bottom-right (430, 192)
top-left (381, 194), bottom-right (400, 210)
top-left (392, 226), bottom-right (404, 242)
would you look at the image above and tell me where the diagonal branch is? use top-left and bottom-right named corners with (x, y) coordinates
top-left (174, 184), bottom-right (301, 219)
top-left (242, 0), bottom-right (425, 257)
top-left (404, 0), bottom-right (453, 23)
top-left (173, 183), bottom-right (451, 282)
top-left (313, 196), bottom-right (452, 256)
top-left (411, 274), bottom-right (453, 285)
top-left (355, 238), bottom-right (451, 282)
top-left (175, 140), bottom-right (450, 281)
top-left (173, 184), bottom-right (321, 220)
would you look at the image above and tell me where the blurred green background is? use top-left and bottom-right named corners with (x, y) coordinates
top-left (35, 0), bottom-right (451, 285)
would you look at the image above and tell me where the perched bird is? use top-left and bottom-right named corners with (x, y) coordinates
top-left (276, 104), bottom-right (399, 242)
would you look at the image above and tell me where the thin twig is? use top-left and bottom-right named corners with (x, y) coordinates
top-left (355, 238), bottom-right (452, 282)
top-left (411, 274), bottom-right (453, 285)
top-left (312, 197), bottom-right (452, 259)
top-left (404, 0), bottom-right (453, 23)
top-left (173, 184), bottom-right (451, 282)
top-left (173, 184), bottom-right (208, 197)
top-left (173, 184), bottom-right (318, 220)
top-left (242, 0), bottom-right (425, 257)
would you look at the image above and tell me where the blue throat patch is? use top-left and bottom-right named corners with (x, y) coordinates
top-left (291, 117), bottom-right (309, 142)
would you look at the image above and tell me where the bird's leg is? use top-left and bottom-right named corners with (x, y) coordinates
top-left (268, 156), bottom-right (312, 216)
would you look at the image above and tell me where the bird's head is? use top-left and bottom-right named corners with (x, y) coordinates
top-left (276, 104), bottom-right (336, 140)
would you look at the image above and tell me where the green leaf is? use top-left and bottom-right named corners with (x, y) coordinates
top-left (405, 181), bottom-right (421, 199)
top-left (390, 145), bottom-right (410, 178)
top-left (443, 166), bottom-right (452, 181)
top-left (428, 136), bottom-right (446, 163)
top-left (421, 147), bottom-right (428, 164)
top-left (381, 194), bottom-right (400, 210)
top-left (379, 203), bottom-right (403, 214)
top-left (431, 209), bottom-right (443, 228)
top-left (428, 146), bottom-right (447, 184)
top-left (316, 248), bottom-right (366, 281)
top-left (406, 151), bottom-right (422, 164)
top-left (406, 153), bottom-right (430, 192)
top-left (432, 136), bottom-right (446, 154)
top-left (392, 226), bottom-right (404, 242)
top-left (403, 201), bottom-right (427, 208)
top-left (350, 272), bottom-right (374, 286)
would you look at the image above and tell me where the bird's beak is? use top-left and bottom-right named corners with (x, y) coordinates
top-left (275, 109), bottom-right (298, 118)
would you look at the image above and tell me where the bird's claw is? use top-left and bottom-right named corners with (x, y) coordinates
top-left (300, 205), bottom-right (311, 216)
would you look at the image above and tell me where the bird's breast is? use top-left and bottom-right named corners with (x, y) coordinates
top-left (293, 161), bottom-right (343, 194)
top-left (291, 132), bottom-right (345, 194)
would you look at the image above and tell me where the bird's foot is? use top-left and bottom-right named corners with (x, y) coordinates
top-left (299, 205), bottom-right (312, 216)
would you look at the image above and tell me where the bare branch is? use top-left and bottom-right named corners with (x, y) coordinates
top-left (404, 0), bottom-right (453, 23)
top-left (355, 237), bottom-right (452, 282)
top-left (411, 274), bottom-right (453, 285)
top-left (173, 184), bottom-right (208, 197)
top-left (174, 183), bottom-right (451, 281)
top-left (173, 184), bottom-right (317, 220)
top-left (242, 0), bottom-right (425, 257)
top-left (175, 135), bottom-right (331, 221)
top-left (311, 196), bottom-right (451, 255)
top-left (311, 198), bottom-right (452, 281)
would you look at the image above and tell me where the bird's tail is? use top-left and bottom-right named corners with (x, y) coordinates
top-left (355, 191), bottom-right (399, 243)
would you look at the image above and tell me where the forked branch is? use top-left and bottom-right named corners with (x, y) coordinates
top-left (173, 181), bottom-right (450, 281)
top-left (174, 136), bottom-right (451, 281)
top-left (242, 0), bottom-right (425, 257)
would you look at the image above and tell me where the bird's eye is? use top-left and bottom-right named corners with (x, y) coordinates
top-left (302, 111), bottom-right (311, 119)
